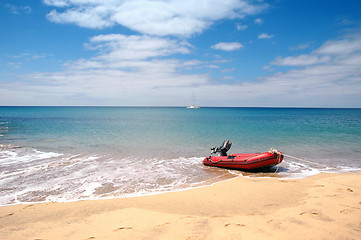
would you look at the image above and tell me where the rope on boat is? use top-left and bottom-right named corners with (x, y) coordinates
top-left (269, 147), bottom-right (281, 155)
top-left (269, 147), bottom-right (340, 172)
top-left (269, 147), bottom-right (283, 173)
top-left (283, 153), bottom-right (361, 190)
top-left (282, 153), bottom-right (340, 171)
top-left (209, 157), bottom-right (223, 164)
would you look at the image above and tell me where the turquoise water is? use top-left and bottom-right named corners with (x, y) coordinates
top-left (1, 107), bottom-right (361, 205)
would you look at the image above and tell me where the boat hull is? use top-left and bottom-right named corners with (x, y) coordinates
top-left (203, 151), bottom-right (283, 170)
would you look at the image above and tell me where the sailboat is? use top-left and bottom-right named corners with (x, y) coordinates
top-left (187, 93), bottom-right (200, 109)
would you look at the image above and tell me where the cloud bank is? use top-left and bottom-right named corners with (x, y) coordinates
top-left (44, 0), bottom-right (267, 36)
top-left (3, 31), bottom-right (360, 107)
top-left (258, 33), bottom-right (361, 106)
top-left (2, 1), bottom-right (360, 107)
top-left (0, 34), bottom-right (208, 105)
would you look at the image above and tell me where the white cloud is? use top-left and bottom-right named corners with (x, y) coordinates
top-left (2, 13), bottom-right (361, 107)
top-left (44, 0), bottom-right (268, 36)
top-left (236, 23), bottom-right (248, 31)
top-left (7, 62), bottom-right (22, 69)
top-left (9, 52), bottom-right (50, 60)
top-left (184, 32), bottom-right (361, 107)
top-left (0, 34), bottom-right (208, 106)
top-left (272, 34), bottom-right (361, 67)
top-left (254, 18), bottom-right (262, 24)
top-left (257, 33), bottom-right (361, 106)
top-left (290, 43), bottom-right (310, 50)
top-left (211, 42), bottom-right (244, 51)
top-left (4, 52), bottom-right (51, 70)
top-left (85, 34), bottom-right (192, 61)
top-left (271, 55), bottom-right (330, 66)
top-left (47, 7), bottom-right (114, 29)
top-left (206, 65), bottom-right (220, 69)
top-left (315, 38), bottom-right (361, 55)
top-left (43, 0), bottom-right (70, 7)
top-left (221, 68), bottom-right (235, 73)
top-left (5, 4), bottom-right (32, 14)
top-left (258, 33), bottom-right (273, 39)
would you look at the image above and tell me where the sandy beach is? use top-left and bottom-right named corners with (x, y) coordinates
top-left (1, 172), bottom-right (360, 240)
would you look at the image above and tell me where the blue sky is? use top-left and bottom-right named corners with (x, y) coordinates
top-left (1, 0), bottom-right (361, 107)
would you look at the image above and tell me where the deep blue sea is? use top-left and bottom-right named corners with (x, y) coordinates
top-left (1, 107), bottom-right (360, 205)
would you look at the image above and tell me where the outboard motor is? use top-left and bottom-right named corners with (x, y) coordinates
top-left (211, 140), bottom-right (232, 156)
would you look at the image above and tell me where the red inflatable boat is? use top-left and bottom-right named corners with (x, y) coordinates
top-left (203, 141), bottom-right (283, 170)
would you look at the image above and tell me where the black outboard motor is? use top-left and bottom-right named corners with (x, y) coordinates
top-left (211, 140), bottom-right (232, 156)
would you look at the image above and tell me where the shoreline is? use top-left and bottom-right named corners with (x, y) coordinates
top-left (1, 166), bottom-right (353, 208)
top-left (1, 172), bottom-right (360, 240)
top-left (0, 170), bottom-right (238, 208)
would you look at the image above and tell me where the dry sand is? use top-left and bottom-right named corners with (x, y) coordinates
top-left (1, 172), bottom-right (360, 240)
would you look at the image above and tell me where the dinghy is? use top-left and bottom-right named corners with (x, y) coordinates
top-left (203, 140), bottom-right (283, 170)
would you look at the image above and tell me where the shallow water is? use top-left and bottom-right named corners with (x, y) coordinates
top-left (1, 107), bottom-right (360, 205)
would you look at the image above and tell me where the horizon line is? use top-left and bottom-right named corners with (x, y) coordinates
top-left (1, 106), bottom-right (360, 109)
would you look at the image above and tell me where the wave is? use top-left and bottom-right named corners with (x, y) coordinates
top-left (1, 144), bottom-right (360, 206)
top-left (0, 144), bottom-right (213, 206)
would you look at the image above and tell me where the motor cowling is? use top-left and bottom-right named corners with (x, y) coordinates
top-left (211, 140), bottom-right (232, 156)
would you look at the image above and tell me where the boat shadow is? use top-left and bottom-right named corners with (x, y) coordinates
top-left (238, 166), bottom-right (288, 173)
top-left (204, 165), bottom-right (290, 178)
top-left (234, 166), bottom-right (289, 178)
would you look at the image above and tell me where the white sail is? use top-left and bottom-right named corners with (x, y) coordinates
top-left (187, 93), bottom-right (200, 108)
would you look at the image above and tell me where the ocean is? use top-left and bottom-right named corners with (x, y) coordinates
top-left (1, 107), bottom-right (360, 206)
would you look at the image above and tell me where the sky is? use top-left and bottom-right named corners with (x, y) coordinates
top-left (1, 0), bottom-right (361, 107)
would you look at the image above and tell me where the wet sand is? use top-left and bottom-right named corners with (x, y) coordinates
top-left (1, 172), bottom-right (360, 240)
